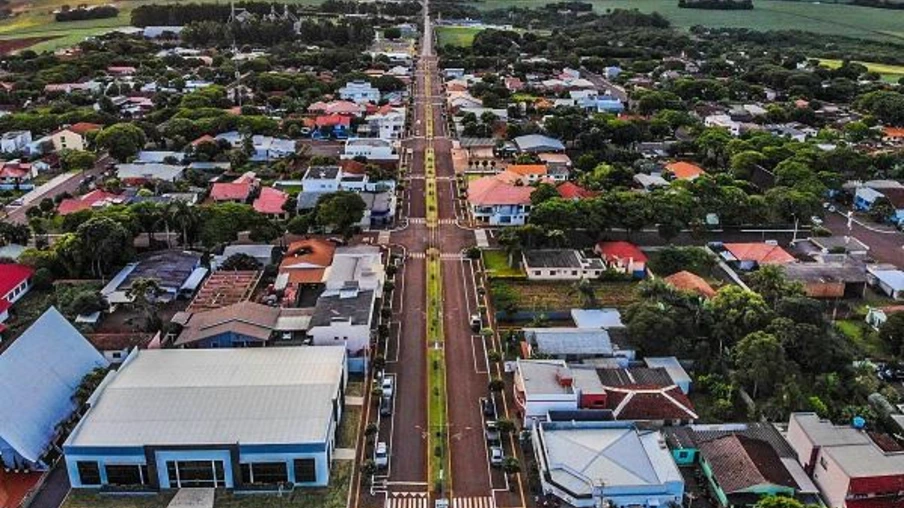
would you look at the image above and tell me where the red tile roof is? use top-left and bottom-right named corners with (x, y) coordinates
top-left (253, 187), bottom-right (289, 215)
top-left (556, 181), bottom-right (597, 200)
top-left (467, 176), bottom-right (533, 206)
top-left (697, 434), bottom-right (797, 493)
top-left (279, 239), bottom-right (336, 284)
top-left (0, 264), bottom-right (33, 300)
top-left (506, 164), bottom-right (547, 176)
top-left (315, 114), bottom-right (351, 128)
top-left (724, 243), bottom-right (795, 265)
top-left (666, 161), bottom-right (705, 180)
top-left (191, 134), bottom-right (216, 146)
top-left (664, 270), bottom-right (716, 298)
top-left (605, 384), bottom-right (698, 421)
top-left (595, 241), bottom-right (647, 263)
top-left (210, 181), bottom-right (252, 202)
top-left (884, 127), bottom-right (904, 139)
top-left (0, 163), bottom-right (31, 180)
top-left (68, 122), bottom-right (103, 135)
top-left (57, 189), bottom-right (120, 215)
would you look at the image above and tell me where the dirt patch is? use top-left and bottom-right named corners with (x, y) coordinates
top-left (0, 36), bottom-right (57, 54)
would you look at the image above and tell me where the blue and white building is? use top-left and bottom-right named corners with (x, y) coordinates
top-left (338, 80), bottom-right (380, 104)
top-left (64, 347), bottom-right (347, 490)
top-left (0, 307), bottom-right (108, 471)
top-left (532, 420), bottom-right (685, 508)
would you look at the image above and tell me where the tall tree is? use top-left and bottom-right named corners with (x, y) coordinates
top-left (733, 331), bottom-right (788, 399)
top-left (316, 191), bottom-right (367, 239)
top-left (95, 123), bottom-right (148, 162)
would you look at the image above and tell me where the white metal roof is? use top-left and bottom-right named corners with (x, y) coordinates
top-left (65, 347), bottom-right (345, 448)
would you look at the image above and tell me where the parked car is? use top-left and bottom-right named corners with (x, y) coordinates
top-left (485, 421), bottom-right (500, 444)
top-left (470, 314), bottom-right (482, 332)
top-left (481, 397), bottom-right (496, 418)
top-left (375, 442), bottom-right (388, 468)
top-left (380, 395), bottom-right (393, 416)
top-left (381, 375), bottom-right (394, 398)
top-left (490, 446), bottom-right (504, 466)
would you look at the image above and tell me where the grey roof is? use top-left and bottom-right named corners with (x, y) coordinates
top-left (644, 357), bottom-right (692, 387)
top-left (664, 423), bottom-right (796, 458)
top-left (523, 249), bottom-right (581, 268)
top-left (537, 422), bottom-right (683, 497)
top-left (0, 308), bottom-right (107, 463)
top-left (517, 360), bottom-right (573, 395)
top-left (121, 250), bottom-right (201, 291)
top-left (222, 244), bottom-right (276, 263)
top-left (783, 262), bottom-right (867, 283)
top-left (116, 163), bottom-right (185, 181)
top-left (597, 367), bottom-right (674, 387)
top-left (310, 289), bottom-right (375, 327)
top-left (571, 309), bottom-right (624, 329)
top-left (0, 243), bottom-right (26, 260)
top-left (525, 328), bottom-right (613, 356)
top-left (304, 165), bottom-right (341, 180)
top-left (459, 137), bottom-right (496, 148)
top-left (297, 191), bottom-right (328, 210)
top-left (512, 134), bottom-right (565, 153)
top-left (871, 269), bottom-right (904, 291)
top-left (65, 347), bottom-right (346, 448)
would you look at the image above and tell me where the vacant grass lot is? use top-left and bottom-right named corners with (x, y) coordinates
top-left (480, 0), bottom-right (904, 42)
top-left (337, 406), bottom-right (361, 449)
top-left (482, 250), bottom-right (526, 278)
top-left (435, 25), bottom-right (483, 47)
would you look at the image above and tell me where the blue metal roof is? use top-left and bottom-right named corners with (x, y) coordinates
top-left (0, 307), bottom-right (107, 464)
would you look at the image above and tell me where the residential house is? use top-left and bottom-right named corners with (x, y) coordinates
top-left (867, 266), bottom-right (904, 300)
top-left (57, 189), bottom-right (123, 215)
top-left (783, 263), bottom-right (867, 299)
top-left (218, 245), bottom-right (277, 268)
top-left (532, 420), bottom-right (684, 508)
top-left (210, 172), bottom-right (258, 204)
top-left (341, 138), bottom-right (397, 161)
top-left (0, 161), bottom-right (37, 189)
top-left (50, 123), bottom-right (102, 152)
top-left (458, 137), bottom-right (496, 161)
top-left (665, 161), bottom-right (705, 181)
top-left (512, 134), bottom-right (565, 153)
top-left (595, 367), bottom-right (699, 424)
top-left (84, 334), bottom-right (153, 365)
top-left (253, 187), bottom-right (289, 219)
top-left (307, 100), bottom-right (365, 117)
top-left (787, 412), bottom-right (904, 508)
top-left (522, 328), bottom-right (632, 363)
top-left (278, 239), bottom-right (336, 287)
top-left (0, 264), bottom-right (33, 329)
top-left (187, 270), bottom-right (261, 312)
top-left (116, 163), bottom-right (185, 184)
top-left (704, 114), bottom-right (741, 136)
top-left (467, 176), bottom-right (533, 226)
top-left (313, 115), bottom-right (351, 139)
top-left (338, 80), bottom-right (380, 104)
top-left (521, 249), bottom-right (605, 281)
top-left (214, 132), bottom-right (297, 162)
top-left (555, 182), bottom-right (596, 201)
top-left (634, 173), bottom-right (669, 191)
top-left (364, 107), bottom-right (405, 140)
top-left (0, 307), bottom-right (107, 471)
top-left (721, 243), bottom-right (796, 271)
top-left (65, 347), bottom-right (346, 489)
top-left (664, 423), bottom-right (821, 507)
top-left (135, 151), bottom-right (186, 164)
top-left (505, 164), bottom-right (552, 184)
top-left (102, 250), bottom-right (204, 305)
top-left (172, 301), bottom-right (311, 347)
top-left (594, 241), bottom-right (647, 278)
top-left (307, 284), bottom-right (375, 373)
top-left (643, 357), bottom-right (692, 394)
top-left (0, 131), bottom-right (31, 153)
top-left (664, 271), bottom-right (716, 299)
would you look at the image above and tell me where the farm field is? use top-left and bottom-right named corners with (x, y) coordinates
top-left (818, 58), bottom-right (904, 83)
top-left (435, 25), bottom-right (483, 47)
top-left (480, 0), bottom-right (904, 43)
top-left (491, 279), bottom-right (641, 313)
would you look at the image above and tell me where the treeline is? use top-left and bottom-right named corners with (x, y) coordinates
top-left (319, 0), bottom-right (422, 16)
top-left (132, 2), bottom-right (286, 27)
top-left (55, 5), bottom-right (119, 22)
top-left (180, 18), bottom-right (374, 48)
top-left (678, 0), bottom-right (753, 9)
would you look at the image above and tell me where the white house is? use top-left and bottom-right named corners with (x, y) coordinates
top-left (868, 267), bottom-right (904, 300)
top-left (364, 109), bottom-right (405, 140)
top-left (307, 285), bottom-right (375, 373)
top-left (214, 132), bottom-right (297, 162)
top-left (522, 250), bottom-right (606, 281)
top-left (467, 175), bottom-right (533, 226)
top-left (513, 360), bottom-right (579, 423)
top-left (338, 80), bottom-right (380, 104)
top-left (341, 138), bottom-right (397, 161)
top-left (704, 114), bottom-right (741, 136)
top-left (0, 131), bottom-right (32, 153)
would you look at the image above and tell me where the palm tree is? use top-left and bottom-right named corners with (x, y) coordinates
top-left (571, 279), bottom-right (597, 308)
top-left (545, 229), bottom-right (567, 247)
top-left (167, 201), bottom-right (199, 247)
top-left (497, 229), bottom-right (523, 268)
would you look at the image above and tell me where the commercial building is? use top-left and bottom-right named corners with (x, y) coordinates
top-left (65, 347), bottom-right (347, 490)
top-left (532, 420), bottom-right (684, 508)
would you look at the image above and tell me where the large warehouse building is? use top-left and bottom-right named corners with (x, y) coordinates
top-left (64, 347), bottom-right (347, 490)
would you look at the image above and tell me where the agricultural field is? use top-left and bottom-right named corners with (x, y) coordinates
top-left (491, 279), bottom-right (641, 313)
top-left (481, 0), bottom-right (904, 43)
top-left (435, 25), bottom-right (483, 47)
top-left (818, 58), bottom-right (904, 83)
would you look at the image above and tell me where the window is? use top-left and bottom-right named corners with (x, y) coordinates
top-left (77, 461), bottom-right (101, 485)
top-left (105, 464), bottom-right (146, 486)
top-left (534, 271), bottom-right (541, 276)
top-left (112, 352), bottom-right (122, 359)
top-left (241, 462), bottom-right (288, 485)
top-left (293, 458), bottom-right (317, 483)
top-left (166, 460), bottom-right (225, 488)
top-left (571, 270), bottom-right (578, 276)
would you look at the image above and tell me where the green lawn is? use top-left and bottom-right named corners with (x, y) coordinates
top-left (337, 406), bottom-right (361, 449)
top-left (482, 250), bottom-right (526, 278)
top-left (479, 0), bottom-right (904, 42)
top-left (436, 26), bottom-right (483, 47)
top-left (837, 319), bottom-right (889, 359)
top-left (425, 252), bottom-right (448, 491)
top-left (63, 492), bottom-right (176, 508)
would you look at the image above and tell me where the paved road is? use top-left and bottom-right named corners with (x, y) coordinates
top-left (27, 462), bottom-right (70, 508)
top-left (825, 211), bottom-right (904, 267)
top-left (4, 154), bottom-right (111, 225)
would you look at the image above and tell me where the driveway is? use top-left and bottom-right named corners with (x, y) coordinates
top-left (825, 211), bottom-right (904, 267)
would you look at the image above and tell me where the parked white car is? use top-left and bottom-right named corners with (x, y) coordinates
top-left (375, 442), bottom-right (389, 468)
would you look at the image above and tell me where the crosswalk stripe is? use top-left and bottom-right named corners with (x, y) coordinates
top-left (385, 493), bottom-right (429, 508)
